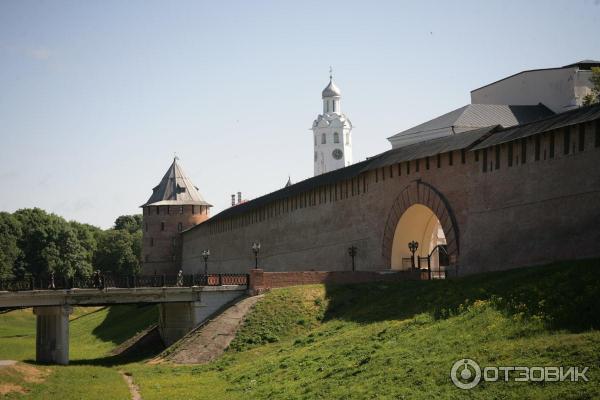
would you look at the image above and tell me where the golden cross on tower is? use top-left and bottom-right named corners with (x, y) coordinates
top-left (329, 66), bottom-right (333, 80)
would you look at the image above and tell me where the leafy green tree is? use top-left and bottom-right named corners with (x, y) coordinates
top-left (0, 212), bottom-right (22, 279)
top-left (114, 214), bottom-right (143, 234)
top-left (13, 208), bottom-right (92, 278)
top-left (94, 229), bottom-right (141, 276)
top-left (70, 221), bottom-right (101, 275)
top-left (582, 67), bottom-right (600, 106)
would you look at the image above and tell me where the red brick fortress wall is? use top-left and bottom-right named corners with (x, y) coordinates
top-left (248, 268), bottom-right (421, 293)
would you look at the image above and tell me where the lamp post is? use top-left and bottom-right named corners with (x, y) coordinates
top-left (252, 241), bottom-right (261, 269)
top-left (348, 246), bottom-right (357, 272)
top-left (408, 241), bottom-right (419, 270)
top-left (202, 249), bottom-right (210, 275)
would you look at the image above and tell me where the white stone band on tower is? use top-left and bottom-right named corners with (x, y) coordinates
top-left (311, 72), bottom-right (353, 176)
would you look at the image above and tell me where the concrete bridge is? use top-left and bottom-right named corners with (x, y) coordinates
top-left (0, 276), bottom-right (248, 365)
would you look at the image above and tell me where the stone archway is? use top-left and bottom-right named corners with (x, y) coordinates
top-left (381, 180), bottom-right (459, 268)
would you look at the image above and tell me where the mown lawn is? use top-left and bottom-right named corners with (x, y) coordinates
top-left (1, 259), bottom-right (599, 399)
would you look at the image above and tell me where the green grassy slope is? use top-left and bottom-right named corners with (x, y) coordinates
top-left (0, 305), bottom-right (158, 399)
top-left (130, 260), bottom-right (600, 399)
top-left (1, 260), bottom-right (599, 399)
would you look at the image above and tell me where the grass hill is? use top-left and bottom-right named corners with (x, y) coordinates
top-left (130, 259), bottom-right (600, 399)
top-left (1, 259), bottom-right (599, 399)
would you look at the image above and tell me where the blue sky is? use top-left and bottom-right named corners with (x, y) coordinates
top-left (0, 0), bottom-right (598, 228)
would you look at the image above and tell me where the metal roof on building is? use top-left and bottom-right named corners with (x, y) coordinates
top-left (472, 104), bottom-right (600, 150)
top-left (142, 158), bottom-right (212, 207)
top-left (471, 60), bottom-right (600, 93)
top-left (562, 60), bottom-right (600, 69)
top-left (388, 103), bottom-right (554, 143)
top-left (372, 126), bottom-right (498, 169)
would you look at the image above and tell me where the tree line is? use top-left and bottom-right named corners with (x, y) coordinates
top-left (0, 208), bottom-right (143, 280)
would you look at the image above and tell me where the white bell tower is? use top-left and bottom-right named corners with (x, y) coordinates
top-left (311, 69), bottom-right (353, 176)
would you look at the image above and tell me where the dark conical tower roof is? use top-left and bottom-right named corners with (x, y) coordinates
top-left (142, 158), bottom-right (211, 207)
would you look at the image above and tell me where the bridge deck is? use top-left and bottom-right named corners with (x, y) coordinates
top-left (0, 285), bottom-right (248, 308)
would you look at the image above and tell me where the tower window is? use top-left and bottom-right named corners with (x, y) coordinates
top-left (179, 206), bottom-right (184, 214)
top-left (192, 205), bottom-right (195, 214)
top-left (334, 132), bottom-right (340, 143)
top-left (521, 138), bottom-right (527, 164)
top-left (549, 133), bottom-right (555, 158)
top-left (161, 222), bottom-right (165, 231)
top-left (167, 206), bottom-right (170, 215)
top-left (326, 101), bottom-right (329, 112)
top-left (314, 135), bottom-right (317, 146)
top-left (578, 124), bottom-right (585, 151)
top-left (321, 133), bottom-right (326, 144)
top-left (333, 100), bottom-right (336, 112)
top-left (156, 206), bottom-right (160, 215)
top-left (178, 223), bottom-right (183, 232)
top-left (345, 132), bottom-right (350, 145)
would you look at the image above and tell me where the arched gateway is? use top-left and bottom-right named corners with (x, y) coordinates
top-left (382, 180), bottom-right (459, 271)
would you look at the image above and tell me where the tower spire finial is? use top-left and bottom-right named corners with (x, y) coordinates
top-left (329, 66), bottom-right (333, 80)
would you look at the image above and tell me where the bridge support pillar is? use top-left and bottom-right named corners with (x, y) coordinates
top-left (33, 305), bottom-right (73, 365)
top-left (158, 290), bottom-right (245, 346)
top-left (158, 302), bottom-right (203, 346)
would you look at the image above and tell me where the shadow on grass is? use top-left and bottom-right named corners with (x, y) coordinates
top-left (323, 258), bottom-right (600, 332)
top-left (91, 304), bottom-right (158, 344)
top-left (25, 328), bottom-right (165, 367)
top-left (26, 304), bottom-right (162, 367)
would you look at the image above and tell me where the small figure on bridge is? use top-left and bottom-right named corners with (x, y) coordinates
top-left (176, 270), bottom-right (184, 287)
top-left (92, 270), bottom-right (104, 290)
top-left (48, 271), bottom-right (56, 290)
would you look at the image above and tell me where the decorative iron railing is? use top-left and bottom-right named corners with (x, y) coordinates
top-left (0, 273), bottom-right (249, 292)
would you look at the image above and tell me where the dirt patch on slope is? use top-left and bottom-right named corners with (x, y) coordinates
top-left (0, 361), bottom-right (51, 395)
top-left (0, 382), bottom-right (27, 395)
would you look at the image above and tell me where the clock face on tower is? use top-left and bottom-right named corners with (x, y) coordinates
top-left (332, 148), bottom-right (343, 160)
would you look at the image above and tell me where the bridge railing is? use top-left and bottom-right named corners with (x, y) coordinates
top-left (0, 273), bottom-right (249, 292)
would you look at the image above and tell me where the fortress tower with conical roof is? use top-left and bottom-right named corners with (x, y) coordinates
top-left (141, 158), bottom-right (212, 275)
